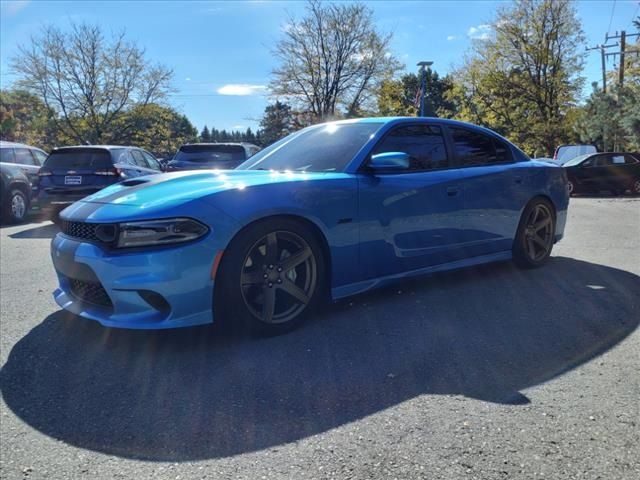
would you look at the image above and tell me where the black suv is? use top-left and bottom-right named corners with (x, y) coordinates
top-left (38, 145), bottom-right (163, 221)
top-left (0, 141), bottom-right (48, 223)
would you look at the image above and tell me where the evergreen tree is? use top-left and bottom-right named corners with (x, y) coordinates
top-left (200, 125), bottom-right (211, 142)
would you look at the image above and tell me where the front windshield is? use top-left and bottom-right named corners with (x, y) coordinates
top-left (238, 122), bottom-right (382, 172)
top-left (563, 153), bottom-right (592, 167)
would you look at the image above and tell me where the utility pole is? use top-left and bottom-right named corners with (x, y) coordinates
top-left (605, 31), bottom-right (640, 88)
top-left (417, 61), bottom-right (433, 117)
top-left (586, 43), bottom-right (618, 92)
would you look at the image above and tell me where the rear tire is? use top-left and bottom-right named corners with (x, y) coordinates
top-left (2, 189), bottom-right (29, 224)
top-left (215, 218), bottom-right (327, 336)
top-left (632, 178), bottom-right (640, 195)
top-left (513, 198), bottom-right (556, 269)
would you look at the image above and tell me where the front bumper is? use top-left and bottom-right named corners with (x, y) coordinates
top-left (50, 233), bottom-right (219, 329)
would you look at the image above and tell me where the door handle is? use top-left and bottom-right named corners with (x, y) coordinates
top-left (514, 176), bottom-right (523, 184)
top-left (446, 186), bottom-right (460, 197)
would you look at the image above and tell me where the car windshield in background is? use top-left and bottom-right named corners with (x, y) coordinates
top-left (563, 153), bottom-right (592, 167)
top-left (174, 145), bottom-right (246, 163)
top-left (239, 122), bottom-right (383, 172)
top-left (44, 149), bottom-right (113, 169)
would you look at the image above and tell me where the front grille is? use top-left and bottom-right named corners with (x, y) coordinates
top-left (61, 221), bottom-right (99, 242)
top-left (68, 278), bottom-right (113, 308)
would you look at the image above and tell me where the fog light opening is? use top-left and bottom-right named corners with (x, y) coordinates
top-left (138, 290), bottom-right (171, 314)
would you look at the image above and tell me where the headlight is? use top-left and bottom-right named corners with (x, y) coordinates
top-left (116, 218), bottom-right (208, 248)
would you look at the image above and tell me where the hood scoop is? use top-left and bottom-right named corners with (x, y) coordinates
top-left (121, 179), bottom-right (149, 187)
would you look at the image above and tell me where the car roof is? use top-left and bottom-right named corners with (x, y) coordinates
top-left (181, 142), bottom-right (258, 147)
top-left (52, 145), bottom-right (138, 151)
top-left (0, 140), bottom-right (42, 149)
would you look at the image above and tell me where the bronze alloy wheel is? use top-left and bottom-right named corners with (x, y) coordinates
top-left (523, 203), bottom-right (554, 262)
top-left (239, 230), bottom-right (317, 324)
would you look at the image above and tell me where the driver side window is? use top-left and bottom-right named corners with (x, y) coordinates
top-left (372, 125), bottom-right (449, 171)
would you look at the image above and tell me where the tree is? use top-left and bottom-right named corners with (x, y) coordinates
top-left (377, 71), bottom-right (457, 118)
top-left (11, 22), bottom-right (173, 145)
top-left (114, 104), bottom-right (197, 157)
top-left (200, 125), bottom-right (211, 142)
top-left (271, 0), bottom-right (402, 121)
top-left (0, 89), bottom-right (55, 148)
top-left (259, 101), bottom-right (299, 146)
top-left (451, 0), bottom-right (585, 155)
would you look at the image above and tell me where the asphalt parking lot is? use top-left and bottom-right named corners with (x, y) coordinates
top-left (0, 197), bottom-right (638, 480)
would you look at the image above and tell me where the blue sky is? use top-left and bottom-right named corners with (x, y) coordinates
top-left (1, 0), bottom-right (639, 132)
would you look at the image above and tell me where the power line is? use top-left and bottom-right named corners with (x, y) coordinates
top-left (629, 3), bottom-right (640, 29)
top-left (607, 0), bottom-right (617, 34)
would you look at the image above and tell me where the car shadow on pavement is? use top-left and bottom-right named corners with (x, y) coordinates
top-left (1, 256), bottom-right (638, 461)
top-left (8, 222), bottom-right (59, 239)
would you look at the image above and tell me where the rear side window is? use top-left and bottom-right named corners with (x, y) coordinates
top-left (130, 150), bottom-right (150, 168)
top-left (450, 128), bottom-right (512, 166)
top-left (142, 151), bottom-right (161, 170)
top-left (14, 148), bottom-right (36, 166)
top-left (44, 149), bottom-right (113, 169)
top-left (175, 145), bottom-right (247, 163)
top-left (32, 149), bottom-right (48, 165)
top-left (372, 125), bottom-right (448, 171)
top-left (0, 148), bottom-right (16, 163)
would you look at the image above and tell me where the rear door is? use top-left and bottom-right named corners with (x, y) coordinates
top-left (446, 126), bottom-right (529, 256)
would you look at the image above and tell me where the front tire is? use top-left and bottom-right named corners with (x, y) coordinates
top-left (513, 198), bottom-right (556, 269)
top-left (215, 218), bottom-right (326, 336)
top-left (2, 189), bottom-right (29, 224)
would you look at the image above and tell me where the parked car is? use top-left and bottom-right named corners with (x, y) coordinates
top-left (563, 152), bottom-right (640, 196)
top-left (165, 143), bottom-right (260, 171)
top-left (38, 145), bottom-right (163, 221)
top-left (0, 162), bottom-right (32, 223)
top-left (0, 140), bottom-right (48, 200)
top-left (51, 117), bottom-right (568, 336)
top-left (553, 144), bottom-right (597, 165)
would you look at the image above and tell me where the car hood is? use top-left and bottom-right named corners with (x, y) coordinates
top-left (77, 169), bottom-right (349, 208)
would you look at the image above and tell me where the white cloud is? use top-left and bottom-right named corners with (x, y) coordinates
top-left (447, 35), bottom-right (458, 41)
top-left (233, 125), bottom-right (246, 130)
top-left (1, 0), bottom-right (30, 16)
top-left (467, 24), bottom-right (492, 40)
top-left (216, 84), bottom-right (268, 96)
top-left (185, 77), bottom-right (191, 81)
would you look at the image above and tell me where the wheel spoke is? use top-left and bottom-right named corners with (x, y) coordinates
top-left (533, 217), bottom-right (551, 231)
top-left (279, 246), bottom-right (311, 272)
top-left (526, 238), bottom-right (536, 258)
top-left (262, 287), bottom-right (276, 323)
top-left (264, 232), bottom-right (278, 264)
top-left (532, 234), bottom-right (548, 250)
top-left (279, 279), bottom-right (310, 305)
top-left (241, 270), bottom-right (264, 285)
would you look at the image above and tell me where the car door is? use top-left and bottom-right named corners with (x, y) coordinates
top-left (13, 148), bottom-right (41, 186)
top-left (582, 155), bottom-right (610, 191)
top-left (357, 124), bottom-right (465, 280)
top-left (446, 126), bottom-right (529, 256)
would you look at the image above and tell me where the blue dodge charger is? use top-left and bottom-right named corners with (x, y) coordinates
top-left (51, 118), bottom-right (569, 335)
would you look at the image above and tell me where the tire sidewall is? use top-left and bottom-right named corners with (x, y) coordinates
top-left (3, 189), bottom-right (29, 224)
top-left (215, 218), bottom-right (327, 336)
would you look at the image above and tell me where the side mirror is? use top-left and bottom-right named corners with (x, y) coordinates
top-left (369, 152), bottom-right (410, 171)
